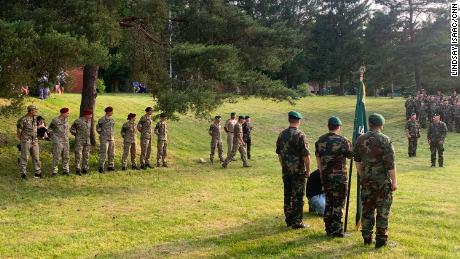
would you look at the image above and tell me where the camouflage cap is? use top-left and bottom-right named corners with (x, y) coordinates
top-left (369, 113), bottom-right (385, 126)
top-left (288, 111), bottom-right (303, 120)
top-left (328, 116), bottom-right (342, 126)
top-left (27, 105), bottom-right (37, 111)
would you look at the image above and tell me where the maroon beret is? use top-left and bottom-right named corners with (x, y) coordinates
top-left (60, 108), bottom-right (69, 114)
top-left (83, 109), bottom-right (93, 115)
top-left (104, 106), bottom-right (113, 113)
top-left (127, 113), bottom-right (136, 120)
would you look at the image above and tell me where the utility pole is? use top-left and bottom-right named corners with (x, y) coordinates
top-left (168, 10), bottom-right (173, 78)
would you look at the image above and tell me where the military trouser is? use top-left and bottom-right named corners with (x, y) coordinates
top-left (455, 117), bottom-right (460, 133)
top-left (244, 136), bottom-right (251, 160)
top-left (157, 140), bottom-right (167, 165)
top-left (99, 139), bottom-right (115, 169)
top-left (283, 174), bottom-right (306, 226)
top-left (75, 143), bottom-right (90, 170)
top-left (408, 137), bottom-right (418, 157)
top-left (323, 174), bottom-right (347, 235)
top-left (122, 141), bottom-right (137, 168)
top-left (419, 116), bottom-right (426, 128)
top-left (361, 182), bottom-right (393, 243)
top-left (140, 137), bottom-right (152, 166)
top-left (52, 140), bottom-right (70, 174)
top-left (430, 141), bottom-right (444, 166)
top-left (210, 138), bottom-right (224, 162)
top-left (226, 133), bottom-right (234, 158)
top-left (222, 142), bottom-right (248, 167)
top-left (19, 140), bottom-right (41, 176)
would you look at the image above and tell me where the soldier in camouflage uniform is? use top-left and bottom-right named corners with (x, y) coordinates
top-left (121, 113), bottom-right (138, 170)
top-left (439, 100), bottom-right (453, 132)
top-left (70, 109), bottom-right (92, 175)
top-left (137, 107), bottom-right (153, 169)
top-left (16, 105), bottom-right (42, 179)
top-left (353, 113), bottom-right (397, 248)
top-left (209, 115), bottom-right (224, 163)
top-left (276, 111), bottom-right (310, 229)
top-left (48, 108), bottom-right (70, 176)
top-left (418, 101), bottom-right (427, 128)
top-left (404, 96), bottom-right (415, 119)
top-left (155, 113), bottom-right (168, 167)
top-left (222, 115), bottom-right (250, 168)
top-left (427, 114), bottom-right (447, 167)
top-left (242, 115), bottom-right (253, 160)
top-left (453, 102), bottom-right (460, 133)
top-left (315, 116), bottom-right (352, 237)
top-left (97, 107), bottom-right (116, 173)
top-left (405, 113), bottom-right (421, 157)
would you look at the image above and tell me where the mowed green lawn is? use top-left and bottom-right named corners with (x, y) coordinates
top-left (0, 94), bottom-right (459, 258)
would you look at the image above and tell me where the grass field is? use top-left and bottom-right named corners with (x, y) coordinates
top-left (0, 94), bottom-right (459, 258)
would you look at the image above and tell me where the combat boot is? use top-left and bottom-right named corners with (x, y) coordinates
top-left (82, 169), bottom-right (89, 175)
top-left (162, 163), bottom-right (168, 168)
top-left (291, 222), bottom-right (309, 229)
top-left (145, 164), bottom-right (153, 169)
top-left (156, 163), bottom-right (161, 167)
top-left (210, 157), bottom-right (214, 164)
top-left (76, 169), bottom-right (82, 176)
top-left (99, 167), bottom-right (104, 174)
top-left (107, 167), bottom-right (115, 172)
top-left (63, 171), bottom-right (70, 176)
top-left (363, 237), bottom-right (372, 245)
top-left (20, 173), bottom-right (26, 179)
top-left (140, 164), bottom-right (145, 170)
top-left (122, 166), bottom-right (127, 171)
top-left (132, 165), bottom-right (139, 170)
top-left (34, 173), bottom-right (42, 179)
top-left (375, 239), bottom-right (387, 249)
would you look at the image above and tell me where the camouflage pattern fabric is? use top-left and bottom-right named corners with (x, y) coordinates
top-left (222, 123), bottom-right (248, 166)
top-left (155, 121), bottom-right (168, 166)
top-left (97, 115), bottom-right (115, 169)
top-left (70, 117), bottom-right (91, 171)
top-left (209, 123), bottom-right (224, 162)
top-left (17, 115), bottom-right (41, 176)
top-left (137, 114), bottom-right (153, 166)
top-left (48, 116), bottom-right (70, 174)
top-left (405, 120), bottom-right (420, 157)
top-left (242, 122), bottom-right (252, 159)
top-left (427, 121), bottom-right (447, 166)
top-left (121, 120), bottom-right (137, 168)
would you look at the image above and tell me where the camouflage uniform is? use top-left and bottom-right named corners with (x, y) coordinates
top-left (276, 127), bottom-right (310, 226)
top-left (121, 120), bottom-right (137, 168)
top-left (405, 98), bottom-right (415, 119)
top-left (222, 123), bottom-right (249, 167)
top-left (17, 115), bottom-right (42, 176)
top-left (242, 122), bottom-right (252, 159)
top-left (405, 120), bottom-right (420, 157)
top-left (453, 105), bottom-right (460, 133)
top-left (70, 117), bottom-right (91, 172)
top-left (154, 121), bottom-right (168, 166)
top-left (353, 130), bottom-right (395, 244)
top-left (440, 104), bottom-right (454, 131)
top-left (209, 123), bottom-right (224, 163)
top-left (97, 115), bottom-right (115, 169)
top-left (315, 133), bottom-right (352, 235)
top-left (48, 116), bottom-right (70, 174)
top-left (137, 114), bottom-right (153, 167)
top-left (418, 102), bottom-right (427, 128)
top-left (224, 119), bottom-right (237, 157)
top-left (427, 121), bottom-right (447, 167)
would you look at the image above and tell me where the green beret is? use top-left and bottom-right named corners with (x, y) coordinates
top-left (369, 113), bottom-right (385, 126)
top-left (328, 116), bottom-right (342, 126)
top-left (288, 111), bottom-right (303, 120)
top-left (245, 115), bottom-right (250, 119)
top-left (215, 115), bottom-right (221, 119)
top-left (238, 115), bottom-right (245, 119)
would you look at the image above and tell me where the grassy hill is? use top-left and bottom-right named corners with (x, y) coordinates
top-left (0, 94), bottom-right (459, 258)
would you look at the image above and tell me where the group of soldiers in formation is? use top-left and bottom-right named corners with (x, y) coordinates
top-left (276, 111), bottom-right (396, 249)
top-left (16, 105), bottom-right (169, 178)
top-left (404, 90), bottom-right (456, 167)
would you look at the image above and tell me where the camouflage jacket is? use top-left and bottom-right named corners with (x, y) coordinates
top-left (137, 114), bottom-right (153, 139)
top-left (70, 117), bottom-right (91, 145)
top-left (454, 106), bottom-right (460, 119)
top-left (48, 116), bottom-right (69, 142)
top-left (427, 122), bottom-right (447, 142)
top-left (315, 133), bottom-right (352, 176)
top-left (353, 130), bottom-right (395, 184)
top-left (276, 127), bottom-right (310, 176)
top-left (242, 122), bottom-right (252, 139)
top-left (121, 121), bottom-right (136, 143)
top-left (405, 120), bottom-right (420, 138)
top-left (16, 115), bottom-right (38, 142)
top-left (209, 123), bottom-right (222, 141)
top-left (233, 123), bottom-right (243, 145)
top-left (155, 121), bottom-right (168, 141)
top-left (440, 105), bottom-right (453, 120)
top-left (97, 115), bottom-right (115, 141)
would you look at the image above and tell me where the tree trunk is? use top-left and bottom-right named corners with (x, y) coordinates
top-left (339, 74), bottom-right (345, 96)
top-left (408, 0), bottom-right (422, 90)
top-left (390, 81), bottom-right (394, 99)
top-left (114, 79), bottom-right (120, 93)
top-left (80, 65), bottom-right (98, 146)
top-left (319, 81), bottom-right (324, 96)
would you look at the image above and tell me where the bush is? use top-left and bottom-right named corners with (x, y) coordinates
top-left (96, 78), bottom-right (106, 94)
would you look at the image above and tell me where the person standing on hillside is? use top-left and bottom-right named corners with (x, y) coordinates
top-left (121, 113), bottom-right (138, 171)
top-left (138, 107), bottom-right (154, 169)
top-left (48, 108), bottom-right (70, 176)
top-left (405, 113), bottom-right (421, 157)
top-left (209, 115), bottom-right (224, 164)
top-left (315, 116), bottom-right (352, 237)
top-left (242, 115), bottom-right (253, 160)
top-left (224, 112), bottom-right (237, 159)
top-left (276, 111), bottom-right (310, 229)
top-left (427, 114), bottom-right (447, 167)
top-left (97, 107), bottom-right (116, 173)
top-left (70, 109), bottom-right (92, 175)
top-left (155, 113), bottom-right (168, 167)
top-left (353, 113), bottom-right (397, 248)
top-left (222, 115), bottom-right (250, 168)
top-left (16, 105), bottom-right (42, 179)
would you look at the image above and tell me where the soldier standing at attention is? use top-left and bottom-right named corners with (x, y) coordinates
top-left (427, 114), bottom-right (447, 167)
top-left (354, 113), bottom-right (397, 248)
top-left (242, 115), bottom-right (253, 160)
top-left (440, 100), bottom-right (453, 132)
top-left (155, 113), bottom-right (168, 167)
top-left (405, 113), bottom-right (421, 157)
top-left (48, 108), bottom-right (70, 176)
top-left (121, 113), bottom-right (138, 171)
top-left (209, 115), bottom-right (224, 164)
top-left (97, 106), bottom-right (116, 173)
top-left (453, 102), bottom-right (460, 133)
top-left (70, 109), bottom-right (92, 175)
top-left (224, 112), bottom-right (237, 159)
top-left (222, 115), bottom-right (250, 168)
top-left (315, 116), bottom-right (352, 237)
top-left (276, 111), bottom-right (310, 229)
top-left (137, 107), bottom-right (153, 169)
top-left (17, 105), bottom-right (42, 179)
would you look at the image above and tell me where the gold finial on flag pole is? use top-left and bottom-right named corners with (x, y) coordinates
top-left (359, 64), bottom-right (366, 82)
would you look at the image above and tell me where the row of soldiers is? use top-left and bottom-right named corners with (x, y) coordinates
top-left (405, 90), bottom-right (460, 131)
top-left (16, 105), bottom-right (168, 178)
top-left (276, 111), bottom-right (396, 248)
